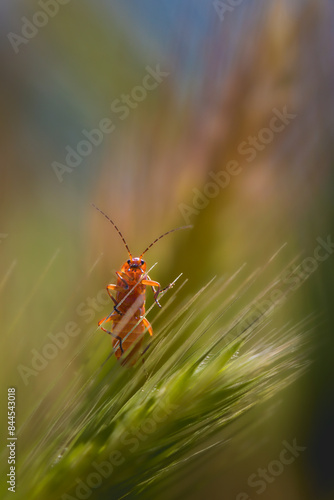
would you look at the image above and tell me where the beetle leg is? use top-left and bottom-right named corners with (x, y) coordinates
top-left (160, 282), bottom-right (174, 292)
top-left (106, 284), bottom-right (123, 315)
top-left (141, 343), bottom-right (151, 355)
top-left (142, 276), bottom-right (175, 308)
top-left (97, 316), bottom-right (124, 354)
top-left (141, 318), bottom-right (153, 377)
top-left (107, 283), bottom-right (118, 295)
top-left (151, 284), bottom-right (160, 306)
top-left (114, 336), bottom-right (124, 354)
top-left (98, 315), bottom-right (112, 327)
top-left (116, 272), bottom-right (129, 288)
top-left (142, 316), bottom-right (153, 336)
top-left (141, 278), bottom-right (163, 307)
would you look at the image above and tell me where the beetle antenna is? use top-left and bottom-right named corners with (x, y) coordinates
top-left (140, 225), bottom-right (193, 257)
top-left (91, 203), bottom-right (132, 258)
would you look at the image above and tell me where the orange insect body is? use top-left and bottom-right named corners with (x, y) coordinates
top-left (99, 257), bottom-right (157, 365)
top-left (92, 204), bottom-right (191, 365)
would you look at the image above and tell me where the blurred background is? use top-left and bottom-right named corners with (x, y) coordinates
top-left (1, 0), bottom-right (334, 499)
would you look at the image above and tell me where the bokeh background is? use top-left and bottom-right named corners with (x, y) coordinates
top-left (1, 0), bottom-right (334, 499)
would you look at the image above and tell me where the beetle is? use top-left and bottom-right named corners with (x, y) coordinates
top-left (92, 204), bottom-right (191, 365)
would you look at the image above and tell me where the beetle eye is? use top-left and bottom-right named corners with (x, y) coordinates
top-left (127, 259), bottom-right (131, 265)
top-left (141, 259), bottom-right (144, 265)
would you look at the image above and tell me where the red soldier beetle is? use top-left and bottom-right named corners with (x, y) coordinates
top-left (92, 203), bottom-right (192, 365)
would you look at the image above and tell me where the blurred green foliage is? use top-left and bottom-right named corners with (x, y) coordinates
top-left (1, 1), bottom-right (334, 499)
